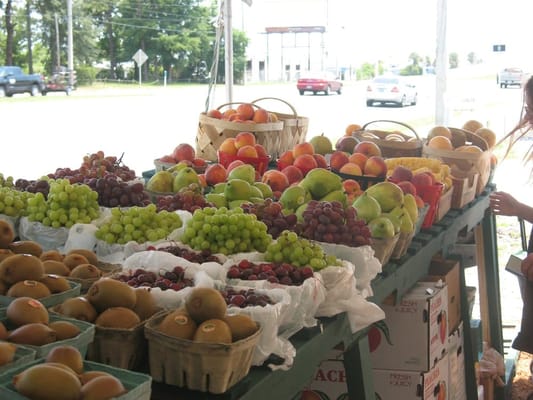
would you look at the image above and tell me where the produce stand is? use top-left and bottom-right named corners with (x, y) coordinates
top-left (151, 183), bottom-right (504, 400)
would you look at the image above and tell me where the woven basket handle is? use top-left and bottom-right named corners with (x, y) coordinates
top-left (251, 97), bottom-right (298, 118)
top-left (215, 102), bottom-right (262, 111)
top-left (361, 120), bottom-right (420, 139)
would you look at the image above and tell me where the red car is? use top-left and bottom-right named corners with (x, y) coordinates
top-left (297, 71), bottom-right (343, 95)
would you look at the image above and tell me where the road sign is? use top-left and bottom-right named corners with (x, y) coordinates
top-left (493, 44), bottom-right (506, 52)
top-left (132, 49), bottom-right (148, 66)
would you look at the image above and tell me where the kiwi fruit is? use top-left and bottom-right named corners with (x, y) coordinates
top-left (67, 248), bottom-right (98, 266)
top-left (185, 287), bottom-right (227, 325)
top-left (56, 296), bottom-right (98, 322)
top-left (7, 280), bottom-right (52, 299)
top-left (193, 319), bottom-right (232, 344)
top-left (0, 321), bottom-right (8, 340)
top-left (0, 253), bottom-right (45, 285)
top-left (0, 220), bottom-right (15, 249)
top-left (158, 308), bottom-right (197, 340)
top-left (49, 320), bottom-right (81, 340)
top-left (7, 296), bottom-right (49, 326)
top-left (8, 240), bottom-right (43, 257)
top-left (42, 260), bottom-right (70, 276)
top-left (79, 370), bottom-right (113, 385)
top-left (13, 363), bottom-right (82, 400)
top-left (45, 345), bottom-right (84, 374)
top-left (133, 287), bottom-right (159, 321)
top-left (39, 274), bottom-right (71, 293)
top-left (80, 375), bottom-right (127, 399)
top-left (86, 277), bottom-right (136, 312)
top-left (224, 314), bottom-right (259, 342)
top-left (8, 323), bottom-right (57, 346)
top-left (94, 307), bottom-right (141, 329)
top-left (0, 249), bottom-right (14, 263)
top-left (62, 253), bottom-right (90, 271)
top-left (0, 342), bottom-right (16, 366)
top-left (69, 263), bottom-right (102, 279)
top-left (40, 249), bottom-right (64, 262)
top-left (0, 279), bottom-right (8, 295)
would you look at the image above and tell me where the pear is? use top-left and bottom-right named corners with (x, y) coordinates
top-left (295, 202), bottom-right (310, 223)
top-left (367, 216), bottom-right (396, 239)
top-left (353, 192), bottom-right (382, 223)
top-left (212, 182), bottom-right (227, 194)
top-left (253, 182), bottom-right (274, 199)
top-left (224, 179), bottom-right (252, 201)
top-left (167, 161), bottom-right (190, 174)
top-left (205, 193), bottom-right (227, 208)
top-left (320, 189), bottom-right (347, 207)
top-left (146, 170), bottom-right (174, 193)
top-left (403, 193), bottom-right (419, 223)
top-left (229, 199), bottom-right (252, 209)
top-left (390, 206), bottom-right (414, 234)
top-left (172, 167), bottom-right (200, 192)
top-left (365, 181), bottom-right (404, 212)
top-left (248, 185), bottom-right (264, 199)
top-left (309, 134), bottom-right (333, 155)
top-left (381, 212), bottom-right (401, 234)
top-left (279, 186), bottom-right (307, 212)
top-left (298, 168), bottom-right (342, 199)
top-left (227, 164), bottom-right (256, 184)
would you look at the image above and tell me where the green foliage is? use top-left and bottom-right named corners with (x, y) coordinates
top-left (75, 64), bottom-right (98, 85)
top-left (449, 52), bottom-right (459, 69)
top-left (400, 64), bottom-right (423, 76)
top-left (356, 62), bottom-right (375, 80)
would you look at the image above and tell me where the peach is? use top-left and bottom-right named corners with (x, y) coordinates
top-left (192, 158), bottom-right (207, 168)
top-left (313, 153), bottom-right (328, 169)
top-left (339, 162), bottom-right (363, 176)
top-left (363, 155), bottom-right (387, 177)
top-left (348, 152), bottom-right (368, 171)
top-left (414, 194), bottom-right (425, 208)
top-left (254, 144), bottom-right (268, 158)
top-left (462, 119), bottom-right (483, 133)
top-left (197, 174), bottom-right (207, 188)
top-left (428, 136), bottom-right (453, 150)
top-left (281, 165), bottom-right (304, 184)
top-left (207, 109), bottom-right (223, 119)
top-left (229, 113), bottom-right (244, 122)
top-left (222, 108), bottom-right (237, 119)
top-left (226, 159), bottom-right (245, 173)
top-left (158, 155), bottom-right (176, 164)
top-left (252, 108), bottom-right (269, 123)
top-left (411, 172), bottom-right (434, 186)
top-left (345, 123), bottom-right (362, 136)
top-left (390, 165), bottom-right (413, 182)
top-left (293, 154), bottom-right (318, 176)
top-left (397, 181), bottom-right (417, 196)
top-left (329, 150), bottom-right (350, 171)
top-left (236, 103), bottom-right (255, 120)
top-left (236, 145), bottom-right (258, 158)
top-left (219, 138), bottom-right (238, 156)
top-left (204, 163), bottom-right (227, 186)
top-left (278, 150), bottom-right (295, 166)
top-left (343, 179), bottom-right (362, 203)
top-left (353, 141), bottom-right (382, 157)
top-left (235, 131), bottom-right (256, 149)
top-left (172, 143), bottom-right (196, 162)
top-left (262, 170), bottom-right (290, 193)
top-left (293, 142), bottom-right (315, 158)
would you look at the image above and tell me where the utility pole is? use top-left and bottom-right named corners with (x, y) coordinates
top-left (55, 13), bottom-right (60, 70)
top-left (223, 0), bottom-right (233, 103)
top-left (67, 0), bottom-right (74, 86)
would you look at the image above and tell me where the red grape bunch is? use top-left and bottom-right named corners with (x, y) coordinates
top-left (219, 286), bottom-right (275, 308)
top-left (294, 200), bottom-right (371, 247)
top-left (155, 186), bottom-right (213, 213)
top-left (114, 266), bottom-right (193, 291)
top-left (226, 259), bottom-right (314, 286)
top-left (155, 245), bottom-right (222, 264)
top-left (85, 175), bottom-right (151, 207)
top-left (241, 198), bottom-right (297, 239)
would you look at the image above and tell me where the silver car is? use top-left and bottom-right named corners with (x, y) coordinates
top-left (366, 76), bottom-right (417, 107)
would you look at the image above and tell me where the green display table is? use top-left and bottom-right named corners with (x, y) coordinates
top-left (151, 184), bottom-right (503, 400)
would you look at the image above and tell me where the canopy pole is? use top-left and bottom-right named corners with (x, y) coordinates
top-left (224, 0), bottom-right (233, 103)
top-left (435, 0), bottom-right (448, 125)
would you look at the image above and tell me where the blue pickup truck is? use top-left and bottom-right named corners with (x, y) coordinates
top-left (0, 66), bottom-right (45, 97)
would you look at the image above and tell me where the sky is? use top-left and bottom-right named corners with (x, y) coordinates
top-left (232, 0), bottom-right (533, 70)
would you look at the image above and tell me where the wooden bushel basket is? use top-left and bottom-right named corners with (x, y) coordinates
top-left (196, 102), bottom-right (284, 161)
top-left (422, 128), bottom-right (492, 195)
top-left (353, 120), bottom-right (423, 158)
top-left (252, 97), bottom-right (309, 155)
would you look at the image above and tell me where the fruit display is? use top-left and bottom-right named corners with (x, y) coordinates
top-left (294, 200), bottom-right (371, 247)
top-left (385, 157), bottom-right (453, 194)
top-left (241, 199), bottom-right (298, 239)
top-left (181, 206), bottom-right (272, 255)
top-left (26, 179), bottom-right (100, 228)
top-left (226, 259), bottom-right (315, 286)
top-left (94, 204), bottom-right (182, 245)
top-left (156, 143), bottom-right (207, 172)
top-left (264, 229), bottom-right (341, 270)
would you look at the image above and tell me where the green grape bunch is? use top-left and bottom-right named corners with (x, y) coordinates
top-left (0, 187), bottom-right (34, 217)
top-left (0, 173), bottom-right (15, 188)
top-left (95, 204), bottom-right (182, 245)
top-left (264, 230), bottom-right (341, 270)
top-left (26, 178), bottom-right (100, 228)
top-left (181, 206), bottom-right (272, 255)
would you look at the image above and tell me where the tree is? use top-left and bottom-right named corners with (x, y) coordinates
top-left (449, 52), bottom-right (458, 69)
top-left (3, 0), bottom-right (15, 65)
top-left (467, 52), bottom-right (477, 65)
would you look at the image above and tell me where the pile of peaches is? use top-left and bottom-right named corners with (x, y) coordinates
top-left (205, 102), bottom-right (276, 124)
top-left (217, 131), bottom-right (269, 161)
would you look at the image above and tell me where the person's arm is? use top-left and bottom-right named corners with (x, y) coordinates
top-left (490, 191), bottom-right (533, 223)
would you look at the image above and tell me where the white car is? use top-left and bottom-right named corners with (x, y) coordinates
top-left (366, 76), bottom-right (417, 107)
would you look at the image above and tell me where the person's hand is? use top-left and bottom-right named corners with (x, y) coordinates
top-left (521, 253), bottom-right (533, 281)
top-left (489, 191), bottom-right (522, 217)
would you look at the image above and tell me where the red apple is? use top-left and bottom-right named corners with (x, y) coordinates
top-left (397, 180), bottom-right (417, 196)
top-left (411, 172), bottom-right (434, 186)
top-left (313, 153), bottom-right (328, 169)
top-left (172, 143), bottom-right (196, 162)
top-left (335, 136), bottom-right (359, 153)
top-left (363, 155), bottom-right (387, 177)
top-left (390, 165), bottom-right (413, 182)
top-left (353, 141), bottom-right (382, 157)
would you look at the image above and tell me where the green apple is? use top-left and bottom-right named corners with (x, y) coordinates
top-left (367, 216), bottom-right (396, 239)
top-left (353, 192), bottom-right (382, 223)
top-left (380, 212), bottom-right (401, 234)
top-left (365, 181), bottom-right (404, 212)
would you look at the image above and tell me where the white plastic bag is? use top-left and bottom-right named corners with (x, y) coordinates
top-left (18, 216), bottom-right (69, 251)
top-left (63, 223), bottom-right (98, 253)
